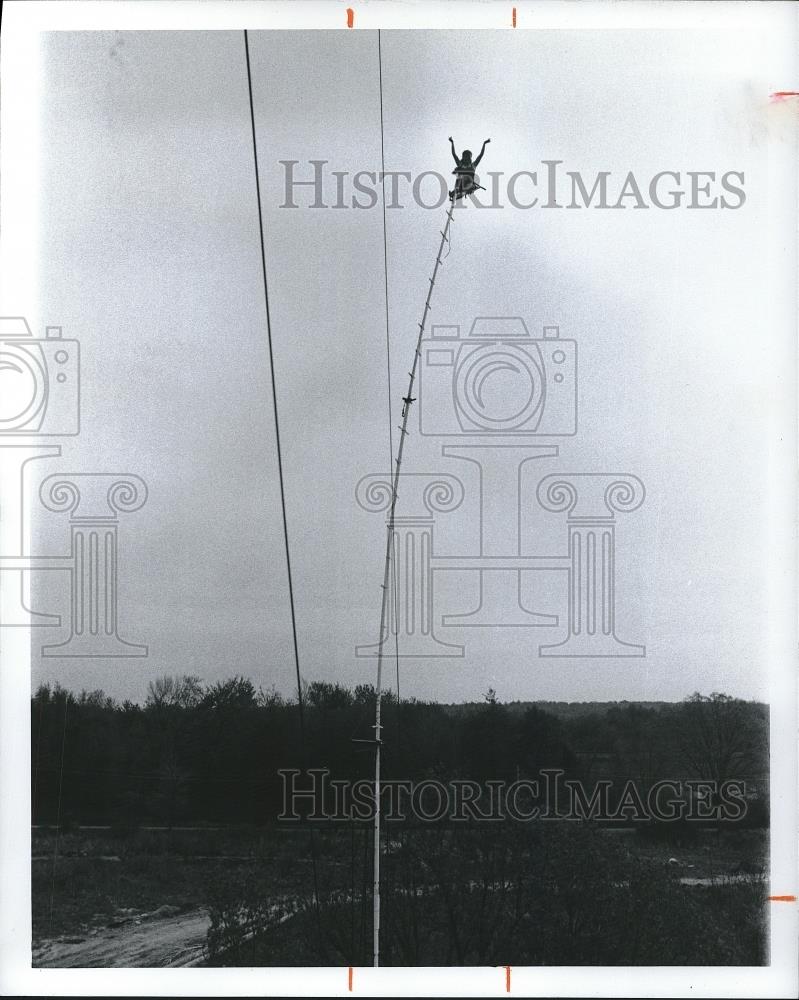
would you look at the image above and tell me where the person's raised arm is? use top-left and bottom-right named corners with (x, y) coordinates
top-left (448, 136), bottom-right (459, 164)
top-left (473, 138), bottom-right (491, 167)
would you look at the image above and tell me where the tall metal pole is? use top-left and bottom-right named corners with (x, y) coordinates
top-left (373, 203), bottom-right (455, 967)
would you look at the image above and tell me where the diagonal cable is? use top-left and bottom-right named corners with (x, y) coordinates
top-left (244, 28), bottom-right (322, 939)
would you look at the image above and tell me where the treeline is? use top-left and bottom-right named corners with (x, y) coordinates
top-left (31, 677), bottom-right (768, 827)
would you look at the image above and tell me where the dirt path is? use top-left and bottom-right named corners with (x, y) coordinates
top-left (32, 908), bottom-right (210, 968)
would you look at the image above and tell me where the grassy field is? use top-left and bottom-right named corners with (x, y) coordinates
top-left (32, 823), bottom-right (768, 967)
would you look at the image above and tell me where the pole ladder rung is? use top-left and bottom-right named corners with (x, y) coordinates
top-left (372, 203), bottom-right (453, 970)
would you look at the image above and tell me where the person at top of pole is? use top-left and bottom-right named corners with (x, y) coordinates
top-left (448, 136), bottom-right (490, 202)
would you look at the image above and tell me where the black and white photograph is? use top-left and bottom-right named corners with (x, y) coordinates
top-left (0, 2), bottom-right (796, 996)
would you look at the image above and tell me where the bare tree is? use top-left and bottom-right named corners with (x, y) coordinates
top-left (145, 675), bottom-right (204, 827)
top-left (145, 674), bottom-right (204, 711)
top-left (676, 692), bottom-right (766, 784)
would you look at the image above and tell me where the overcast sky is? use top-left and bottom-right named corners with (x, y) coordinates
top-left (28, 27), bottom-right (791, 704)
